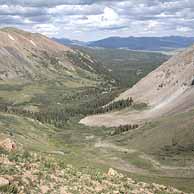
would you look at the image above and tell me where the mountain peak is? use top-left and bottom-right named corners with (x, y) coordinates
top-left (1, 27), bottom-right (32, 35)
top-left (0, 28), bottom-right (99, 81)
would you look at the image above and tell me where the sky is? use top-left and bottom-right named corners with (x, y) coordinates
top-left (0, 0), bottom-right (194, 41)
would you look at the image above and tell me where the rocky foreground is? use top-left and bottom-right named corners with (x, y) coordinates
top-left (0, 138), bottom-right (190, 194)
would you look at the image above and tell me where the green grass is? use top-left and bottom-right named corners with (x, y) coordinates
top-left (125, 172), bottom-right (194, 193)
top-left (123, 152), bottom-right (154, 170)
top-left (0, 113), bottom-right (56, 152)
top-left (107, 110), bottom-right (194, 167)
top-left (1, 108), bottom-right (194, 192)
top-left (1, 76), bottom-right (194, 192)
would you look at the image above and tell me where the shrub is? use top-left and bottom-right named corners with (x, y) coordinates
top-left (95, 97), bottom-right (134, 114)
top-left (0, 184), bottom-right (18, 194)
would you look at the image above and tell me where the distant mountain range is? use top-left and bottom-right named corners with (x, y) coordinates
top-left (53, 36), bottom-right (194, 51)
top-left (52, 37), bottom-right (86, 46)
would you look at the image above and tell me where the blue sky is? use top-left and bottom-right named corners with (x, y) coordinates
top-left (0, 0), bottom-right (193, 41)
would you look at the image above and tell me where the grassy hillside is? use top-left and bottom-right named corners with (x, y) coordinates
top-left (0, 28), bottom-right (193, 193)
top-left (0, 78), bottom-right (118, 171)
top-left (1, 79), bottom-right (194, 192)
top-left (107, 110), bottom-right (194, 166)
top-left (1, 147), bottom-right (189, 194)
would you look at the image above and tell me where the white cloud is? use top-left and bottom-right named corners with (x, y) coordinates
top-left (147, 20), bottom-right (159, 29)
top-left (0, 0), bottom-right (194, 40)
top-left (176, 26), bottom-right (192, 32)
top-left (103, 7), bottom-right (119, 21)
top-left (85, 7), bottom-right (125, 29)
top-left (32, 23), bottom-right (59, 36)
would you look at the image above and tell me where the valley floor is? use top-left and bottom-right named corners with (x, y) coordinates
top-left (0, 80), bottom-right (194, 193)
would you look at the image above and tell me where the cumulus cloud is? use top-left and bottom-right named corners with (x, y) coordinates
top-left (0, 0), bottom-right (194, 40)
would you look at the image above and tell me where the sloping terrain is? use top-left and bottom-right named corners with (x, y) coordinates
top-left (80, 44), bottom-right (194, 127)
top-left (0, 141), bottom-right (188, 194)
top-left (0, 27), bottom-right (69, 81)
top-left (78, 45), bottom-right (194, 190)
top-left (0, 27), bottom-right (107, 82)
top-left (1, 28), bottom-right (194, 192)
top-left (74, 47), bottom-right (169, 87)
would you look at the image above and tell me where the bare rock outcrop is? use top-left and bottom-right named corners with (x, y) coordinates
top-left (0, 138), bottom-right (16, 152)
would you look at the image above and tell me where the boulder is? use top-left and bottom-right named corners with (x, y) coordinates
top-left (107, 168), bottom-right (119, 177)
top-left (0, 138), bottom-right (16, 152)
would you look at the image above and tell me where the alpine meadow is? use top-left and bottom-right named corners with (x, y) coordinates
top-left (0, 1), bottom-right (194, 193)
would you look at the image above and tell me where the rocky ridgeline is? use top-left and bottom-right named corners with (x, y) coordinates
top-left (0, 138), bottom-right (190, 194)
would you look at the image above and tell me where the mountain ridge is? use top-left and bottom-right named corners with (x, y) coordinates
top-left (54, 36), bottom-right (194, 51)
top-left (0, 27), bottom-right (108, 83)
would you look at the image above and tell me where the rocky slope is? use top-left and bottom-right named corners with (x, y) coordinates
top-left (80, 44), bottom-right (194, 127)
top-left (115, 45), bottom-right (194, 106)
top-left (0, 27), bottom-right (102, 82)
top-left (0, 138), bottom-right (189, 194)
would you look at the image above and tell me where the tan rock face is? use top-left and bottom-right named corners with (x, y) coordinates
top-left (116, 45), bottom-right (194, 106)
top-left (0, 138), bottom-right (16, 152)
top-left (80, 44), bottom-right (194, 127)
top-left (0, 27), bottom-right (74, 81)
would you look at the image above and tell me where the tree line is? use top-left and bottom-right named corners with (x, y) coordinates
top-left (0, 104), bottom-right (69, 128)
top-left (0, 94), bottom-right (134, 129)
top-left (110, 124), bottom-right (139, 136)
top-left (94, 97), bottom-right (133, 114)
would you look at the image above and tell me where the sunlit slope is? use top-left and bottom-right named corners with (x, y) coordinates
top-left (0, 27), bottom-right (106, 83)
top-left (80, 44), bottom-right (194, 126)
